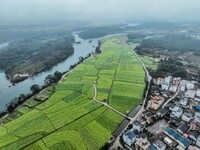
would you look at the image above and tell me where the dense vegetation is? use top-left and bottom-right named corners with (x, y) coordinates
top-left (78, 26), bottom-right (122, 39)
top-left (0, 35), bottom-right (74, 83)
top-left (138, 34), bottom-right (200, 56)
top-left (149, 58), bottom-right (187, 78)
top-left (127, 33), bottom-right (146, 43)
top-left (0, 37), bottom-right (145, 149)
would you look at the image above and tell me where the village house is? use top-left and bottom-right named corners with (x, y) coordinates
top-left (157, 77), bottom-right (165, 85)
top-left (142, 111), bottom-right (156, 124)
top-left (161, 82), bottom-right (170, 91)
top-left (132, 121), bottom-right (145, 132)
top-left (185, 90), bottom-right (196, 99)
top-left (180, 97), bottom-right (189, 108)
top-left (196, 89), bottom-right (200, 97)
top-left (186, 82), bottom-right (195, 90)
top-left (151, 140), bottom-right (167, 150)
top-left (134, 134), bottom-right (151, 150)
top-left (181, 111), bottom-right (193, 122)
top-left (169, 85), bottom-right (178, 93)
top-left (170, 106), bottom-right (183, 119)
top-left (180, 85), bottom-right (186, 92)
top-left (157, 109), bottom-right (167, 118)
top-left (195, 112), bottom-right (200, 118)
top-left (123, 129), bottom-right (137, 146)
top-left (165, 128), bottom-right (191, 149)
top-left (173, 77), bottom-right (181, 85)
top-left (177, 123), bottom-right (189, 134)
top-left (165, 76), bottom-right (173, 84)
top-left (189, 131), bottom-right (200, 148)
top-left (190, 117), bottom-right (200, 131)
top-left (147, 96), bottom-right (165, 110)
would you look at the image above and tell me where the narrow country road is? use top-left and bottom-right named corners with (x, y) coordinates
top-left (162, 86), bottom-right (180, 109)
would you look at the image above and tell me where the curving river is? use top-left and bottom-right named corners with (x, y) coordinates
top-left (0, 33), bottom-right (118, 111)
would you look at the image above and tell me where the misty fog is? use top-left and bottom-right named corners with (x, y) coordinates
top-left (0, 0), bottom-right (200, 25)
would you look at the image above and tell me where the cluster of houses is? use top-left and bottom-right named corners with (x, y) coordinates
top-left (147, 76), bottom-right (181, 111)
top-left (122, 75), bottom-right (200, 150)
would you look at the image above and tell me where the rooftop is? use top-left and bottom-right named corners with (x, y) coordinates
top-left (124, 130), bottom-right (136, 140)
top-left (153, 140), bottom-right (166, 149)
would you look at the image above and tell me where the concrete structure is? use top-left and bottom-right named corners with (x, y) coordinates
top-left (133, 121), bottom-right (144, 132)
top-left (177, 123), bottom-right (189, 134)
top-left (152, 140), bottom-right (166, 150)
top-left (157, 78), bottom-right (165, 85)
top-left (123, 129), bottom-right (136, 146)
top-left (147, 96), bottom-right (164, 110)
top-left (196, 89), bottom-right (200, 97)
top-left (161, 82), bottom-right (170, 91)
top-left (173, 77), bottom-right (181, 85)
top-left (186, 90), bottom-right (196, 99)
top-left (165, 76), bottom-right (172, 84)
top-left (180, 98), bottom-right (188, 108)
top-left (135, 134), bottom-right (151, 150)
top-left (157, 109), bottom-right (167, 118)
top-left (190, 117), bottom-right (200, 131)
top-left (169, 85), bottom-right (178, 93)
top-left (170, 106), bottom-right (183, 119)
top-left (182, 111), bottom-right (193, 122)
top-left (186, 82), bottom-right (195, 90)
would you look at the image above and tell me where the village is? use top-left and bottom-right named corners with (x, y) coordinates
top-left (121, 75), bottom-right (200, 150)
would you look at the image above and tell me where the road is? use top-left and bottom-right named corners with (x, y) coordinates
top-left (109, 46), bottom-right (152, 149)
top-left (162, 86), bottom-right (180, 109)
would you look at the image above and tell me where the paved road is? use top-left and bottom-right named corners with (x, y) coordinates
top-left (162, 86), bottom-right (180, 109)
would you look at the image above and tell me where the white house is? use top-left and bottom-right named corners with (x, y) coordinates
top-left (180, 85), bottom-right (186, 92)
top-left (195, 112), bottom-right (200, 118)
top-left (180, 98), bottom-right (188, 108)
top-left (185, 90), bottom-right (196, 99)
top-left (153, 140), bottom-right (166, 150)
top-left (196, 89), bottom-right (200, 97)
top-left (186, 82), bottom-right (195, 90)
top-left (132, 121), bottom-right (144, 132)
top-left (165, 76), bottom-right (172, 84)
top-left (161, 82), bottom-right (170, 91)
top-left (182, 111), bottom-right (193, 122)
top-left (169, 85), bottom-right (178, 93)
top-left (196, 135), bottom-right (200, 147)
top-left (123, 129), bottom-right (136, 146)
top-left (170, 106), bottom-right (183, 118)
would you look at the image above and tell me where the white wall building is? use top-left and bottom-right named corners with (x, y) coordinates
top-left (123, 130), bottom-right (136, 146)
top-left (196, 89), bottom-right (200, 97)
top-left (161, 82), bottom-right (169, 91)
top-left (186, 82), bottom-right (195, 90)
top-left (170, 106), bottom-right (183, 118)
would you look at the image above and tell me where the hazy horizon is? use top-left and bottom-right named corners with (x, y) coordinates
top-left (0, 0), bottom-right (200, 25)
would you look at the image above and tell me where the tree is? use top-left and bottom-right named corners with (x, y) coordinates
top-left (44, 74), bottom-right (55, 85)
top-left (30, 84), bottom-right (40, 94)
top-left (18, 93), bottom-right (26, 104)
top-left (54, 71), bottom-right (62, 81)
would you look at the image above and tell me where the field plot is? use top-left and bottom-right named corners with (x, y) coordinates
top-left (0, 36), bottom-right (145, 149)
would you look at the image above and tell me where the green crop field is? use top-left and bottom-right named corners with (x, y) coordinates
top-left (139, 55), bottom-right (160, 70)
top-left (0, 36), bottom-right (145, 150)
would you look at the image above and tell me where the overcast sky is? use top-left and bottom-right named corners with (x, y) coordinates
top-left (0, 0), bottom-right (200, 24)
